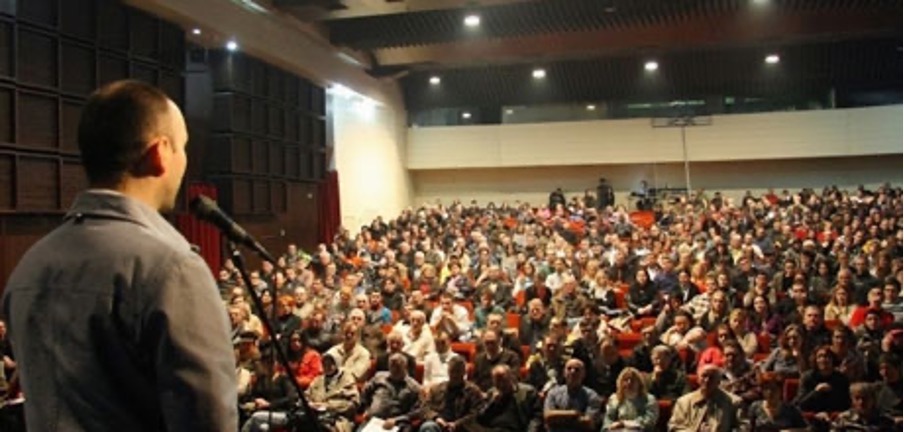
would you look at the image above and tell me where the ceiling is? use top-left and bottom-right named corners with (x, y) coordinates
top-left (273, 0), bottom-right (902, 110)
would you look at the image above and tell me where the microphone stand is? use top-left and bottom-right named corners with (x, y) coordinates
top-left (230, 243), bottom-right (324, 432)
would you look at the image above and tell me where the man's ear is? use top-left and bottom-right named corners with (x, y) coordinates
top-left (136, 138), bottom-right (167, 177)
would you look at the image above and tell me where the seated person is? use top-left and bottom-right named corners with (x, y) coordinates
top-left (403, 310), bottom-right (435, 362)
top-left (590, 337), bottom-right (626, 397)
top-left (668, 365), bottom-right (740, 432)
top-left (519, 299), bottom-right (551, 351)
top-left (876, 354), bottom-right (903, 418)
top-left (325, 322), bottom-right (372, 382)
top-left (477, 313), bottom-right (523, 362)
top-left (627, 326), bottom-right (659, 373)
top-left (305, 352), bottom-right (359, 432)
top-left (602, 367), bottom-right (659, 431)
top-left (475, 365), bottom-right (542, 432)
top-left (760, 324), bottom-right (806, 378)
top-left (794, 346), bottom-right (851, 415)
top-left (239, 358), bottom-right (298, 432)
top-left (719, 340), bottom-right (758, 405)
top-left (831, 382), bottom-right (897, 431)
top-left (422, 331), bottom-right (461, 387)
top-left (543, 359), bottom-right (602, 432)
top-left (645, 345), bottom-right (688, 401)
top-left (746, 373), bottom-right (808, 432)
top-left (286, 330), bottom-right (322, 389)
top-left (473, 329), bottom-right (521, 391)
top-left (526, 335), bottom-right (566, 396)
top-left (375, 331), bottom-right (416, 378)
top-left (429, 294), bottom-right (472, 342)
top-left (474, 290), bottom-right (506, 333)
top-left (419, 356), bottom-right (484, 432)
top-left (359, 353), bottom-right (422, 432)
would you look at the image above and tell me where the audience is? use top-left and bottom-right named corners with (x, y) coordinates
top-left (135, 184), bottom-right (903, 431)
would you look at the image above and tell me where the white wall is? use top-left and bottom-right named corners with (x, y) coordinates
top-left (412, 155), bottom-right (903, 207)
top-left (408, 106), bottom-right (903, 169)
top-left (333, 96), bottom-right (413, 230)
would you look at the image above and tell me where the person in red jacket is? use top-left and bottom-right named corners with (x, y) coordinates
top-left (849, 288), bottom-right (894, 329)
top-left (287, 330), bottom-right (322, 389)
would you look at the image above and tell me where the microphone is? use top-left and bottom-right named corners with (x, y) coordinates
top-left (189, 195), bottom-right (276, 263)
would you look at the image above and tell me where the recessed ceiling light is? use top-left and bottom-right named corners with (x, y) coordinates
top-left (644, 61), bottom-right (658, 71)
top-left (586, 104), bottom-right (596, 111)
top-left (532, 68), bottom-right (546, 79)
top-left (464, 14), bottom-right (480, 27)
top-left (429, 76), bottom-right (441, 85)
top-left (505, 109), bottom-right (514, 115)
top-left (192, 28), bottom-right (202, 35)
top-left (226, 40), bottom-right (239, 51)
top-left (462, 112), bottom-right (472, 119)
top-left (765, 54), bottom-right (780, 64)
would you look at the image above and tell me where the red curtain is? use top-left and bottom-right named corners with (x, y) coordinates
top-left (318, 170), bottom-right (341, 244)
top-left (175, 182), bottom-right (221, 273)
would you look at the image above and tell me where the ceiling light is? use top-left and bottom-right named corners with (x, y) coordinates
top-left (226, 40), bottom-right (239, 51)
top-left (505, 109), bottom-right (514, 115)
top-left (532, 68), bottom-right (546, 79)
top-left (191, 28), bottom-right (202, 35)
top-left (644, 61), bottom-right (658, 71)
top-left (464, 14), bottom-right (480, 27)
top-left (462, 112), bottom-right (472, 119)
top-left (586, 104), bottom-right (596, 111)
top-left (429, 76), bottom-right (441, 85)
top-left (765, 54), bottom-right (780, 64)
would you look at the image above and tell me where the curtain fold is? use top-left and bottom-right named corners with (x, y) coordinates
top-left (318, 170), bottom-right (341, 245)
top-left (175, 182), bottom-right (221, 273)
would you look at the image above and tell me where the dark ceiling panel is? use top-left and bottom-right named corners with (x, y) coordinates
top-left (402, 37), bottom-right (901, 110)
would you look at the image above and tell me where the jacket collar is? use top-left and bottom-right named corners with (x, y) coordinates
top-left (65, 189), bottom-right (190, 253)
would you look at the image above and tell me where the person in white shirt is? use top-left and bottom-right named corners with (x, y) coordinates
top-left (422, 331), bottom-right (461, 387)
top-left (403, 310), bottom-right (435, 362)
top-left (429, 294), bottom-right (472, 341)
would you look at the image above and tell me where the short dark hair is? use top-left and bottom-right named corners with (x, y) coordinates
top-left (78, 80), bottom-right (171, 185)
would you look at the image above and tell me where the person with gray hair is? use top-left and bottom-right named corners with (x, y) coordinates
top-left (420, 356), bottom-right (484, 432)
top-left (404, 310), bottom-right (435, 362)
top-left (668, 365), bottom-right (739, 432)
top-left (360, 353), bottom-right (422, 432)
top-left (475, 364), bottom-right (542, 432)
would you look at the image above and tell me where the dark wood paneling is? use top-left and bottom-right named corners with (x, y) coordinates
top-left (60, 0), bottom-right (96, 41)
top-left (97, 53), bottom-right (129, 87)
top-left (129, 9), bottom-right (159, 61)
top-left (97, 0), bottom-right (129, 52)
top-left (61, 40), bottom-right (95, 96)
top-left (60, 99), bottom-right (82, 153)
top-left (17, 91), bottom-right (57, 149)
top-left (0, 85), bottom-right (12, 143)
top-left (18, 26), bottom-right (57, 88)
top-left (0, 152), bottom-right (12, 209)
top-left (0, 19), bottom-right (12, 79)
top-left (269, 142), bottom-right (284, 177)
top-left (252, 180), bottom-right (269, 213)
top-left (60, 159), bottom-right (86, 208)
top-left (0, 215), bottom-right (62, 291)
top-left (18, 0), bottom-right (57, 29)
top-left (16, 156), bottom-right (58, 210)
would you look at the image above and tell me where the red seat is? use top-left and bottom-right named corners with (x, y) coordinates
top-left (631, 317), bottom-right (657, 332)
top-left (783, 378), bottom-right (799, 402)
top-left (824, 319), bottom-right (840, 331)
top-left (657, 400), bottom-right (673, 430)
top-left (451, 342), bottom-right (476, 362)
top-left (507, 313), bottom-right (521, 330)
top-left (757, 334), bottom-right (772, 353)
top-left (614, 289), bottom-right (626, 309)
top-left (415, 362), bottom-right (424, 383)
top-left (687, 374), bottom-right (699, 390)
top-left (520, 345), bottom-right (531, 362)
top-left (616, 332), bottom-right (642, 351)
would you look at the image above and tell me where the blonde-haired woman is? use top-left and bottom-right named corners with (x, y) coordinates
top-left (602, 367), bottom-right (659, 431)
top-left (824, 286), bottom-right (855, 326)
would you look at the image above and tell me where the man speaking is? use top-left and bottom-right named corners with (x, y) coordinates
top-left (2, 81), bottom-right (238, 430)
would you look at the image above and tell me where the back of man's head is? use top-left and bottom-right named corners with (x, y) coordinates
top-left (78, 80), bottom-right (171, 186)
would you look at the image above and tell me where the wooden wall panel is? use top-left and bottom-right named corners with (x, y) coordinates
top-left (17, 26), bottom-right (57, 88)
top-left (61, 40), bottom-right (95, 96)
top-left (16, 156), bottom-right (58, 210)
top-left (60, 159), bottom-right (87, 209)
top-left (0, 19), bottom-right (12, 79)
top-left (0, 85), bottom-right (12, 143)
top-left (60, 100), bottom-right (82, 154)
top-left (17, 91), bottom-right (58, 150)
top-left (0, 152), bottom-right (12, 210)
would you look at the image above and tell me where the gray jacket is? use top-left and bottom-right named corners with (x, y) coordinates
top-left (2, 190), bottom-right (238, 431)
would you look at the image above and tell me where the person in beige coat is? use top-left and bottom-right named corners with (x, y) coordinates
top-left (306, 352), bottom-right (359, 432)
top-left (668, 365), bottom-right (740, 432)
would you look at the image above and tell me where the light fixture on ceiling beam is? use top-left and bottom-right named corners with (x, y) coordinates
top-left (464, 14), bottom-right (480, 27)
top-left (644, 61), bottom-right (658, 71)
top-left (226, 40), bottom-right (239, 51)
top-left (765, 54), bottom-right (780, 64)
top-left (586, 104), bottom-right (596, 111)
top-left (532, 68), bottom-right (546, 79)
top-left (191, 28), bottom-right (201, 35)
top-left (429, 76), bottom-right (441, 85)
top-left (462, 111), bottom-right (472, 119)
